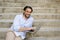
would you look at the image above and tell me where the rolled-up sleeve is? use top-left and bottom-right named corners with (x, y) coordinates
top-left (13, 15), bottom-right (20, 32)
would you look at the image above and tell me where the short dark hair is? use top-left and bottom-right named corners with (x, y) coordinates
top-left (23, 6), bottom-right (33, 13)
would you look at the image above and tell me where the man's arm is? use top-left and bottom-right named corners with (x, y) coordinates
top-left (18, 27), bottom-right (34, 32)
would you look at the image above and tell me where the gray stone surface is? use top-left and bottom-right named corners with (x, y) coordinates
top-left (28, 37), bottom-right (60, 40)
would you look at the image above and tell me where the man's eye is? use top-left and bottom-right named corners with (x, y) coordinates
top-left (25, 11), bottom-right (31, 13)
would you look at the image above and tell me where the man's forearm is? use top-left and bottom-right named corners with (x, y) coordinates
top-left (19, 27), bottom-right (33, 32)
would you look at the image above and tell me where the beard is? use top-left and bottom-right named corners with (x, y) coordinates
top-left (23, 13), bottom-right (30, 18)
top-left (25, 14), bottom-right (30, 18)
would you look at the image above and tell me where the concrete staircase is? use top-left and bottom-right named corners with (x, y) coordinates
top-left (0, 0), bottom-right (60, 40)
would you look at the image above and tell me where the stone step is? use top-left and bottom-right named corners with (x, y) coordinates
top-left (0, 7), bottom-right (59, 13)
top-left (0, 39), bottom-right (4, 40)
top-left (0, 2), bottom-right (46, 7)
top-left (3, 0), bottom-right (38, 3)
top-left (0, 2), bottom-right (60, 7)
top-left (0, 28), bottom-right (60, 39)
top-left (0, 21), bottom-right (60, 28)
top-left (1, 0), bottom-right (50, 3)
top-left (0, 22), bottom-right (12, 28)
top-left (0, 31), bottom-right (6, 39)
top-left (0, 19), bottom-right (60, 28)
top-left (1, 37), bottom-right (60, 40)
top-left (2, 0), bottom-right (59, 3)
top-left (0, 8), bottom-right (3, 13)
top-left (0, 22), bottom-right (60, 28)
top-left (37, 31), bottom-right (60, 37)
top-left (28, 37), bottom-right (60, 40)
top-left (0, 7), bottom-right (59, 9)
top-left (0, 0), bottom-right (60, 7)
top-left (0, 0), bottom-right (3, 2)
top-left (0, 19), bottom-right (60, 22)
top-left (0, 13), bottom-right (60, 15)
top-left (0, 27), bottom-right (60, 32)
top-left (0, 6), bottom-right (59, 9)
top-left (0, 9), bottom-right (56, 13)
top-left (0, 13), bottom-right (60, 19)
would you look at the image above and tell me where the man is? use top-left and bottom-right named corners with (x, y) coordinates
top-left (6, 6), bottom-right (34, 40)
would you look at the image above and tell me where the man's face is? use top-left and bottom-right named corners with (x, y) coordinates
top-left (24, 8), bottom-right (32, 18)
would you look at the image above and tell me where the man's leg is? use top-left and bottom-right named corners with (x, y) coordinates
top-left (15, 36), bottom-right (22, 40)
top-left (6, 31), bottom-right (16, 40)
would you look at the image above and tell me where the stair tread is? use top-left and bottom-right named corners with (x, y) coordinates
top-left (0, 19), bottom-right (60, 22)
top-left (28, 37), bottom-right (60, 40)
top-left (0, 7), bottom-right (60, 9)
top-left (0, 27), bottom-right (60, 32)
top-left (0, 13), bottom-right (60, 15)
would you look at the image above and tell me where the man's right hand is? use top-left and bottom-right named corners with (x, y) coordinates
top-left (29, 27), bottom-right (36, 32)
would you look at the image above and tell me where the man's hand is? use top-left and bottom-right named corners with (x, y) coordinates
top-left (29, 27), bottom-right (36, 32)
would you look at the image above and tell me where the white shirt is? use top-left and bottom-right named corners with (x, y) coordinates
top-left (10, 14), bottom-right (34, 39)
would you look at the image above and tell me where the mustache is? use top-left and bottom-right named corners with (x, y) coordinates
top-left (25, 14), bottom-right (30, 18)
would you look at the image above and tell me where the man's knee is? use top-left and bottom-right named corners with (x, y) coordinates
top-left (7, 30), bottom-right (14, 34)
top-left (6, 31), bottom-right (16, 40)
top-left (6, 31), bottom-right (16, 37)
